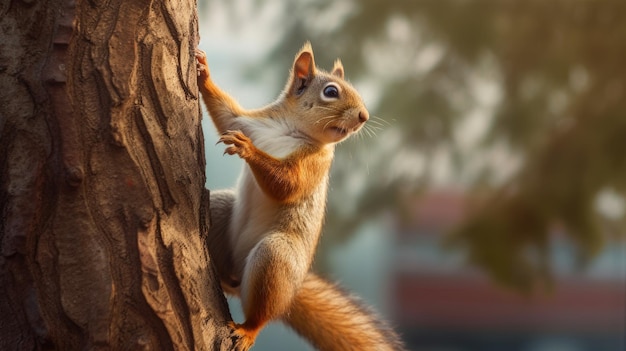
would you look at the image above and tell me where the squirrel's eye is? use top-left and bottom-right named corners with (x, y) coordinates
top-left (322, 84), bottom-right (340, 100)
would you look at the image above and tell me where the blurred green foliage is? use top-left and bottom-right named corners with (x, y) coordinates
top-left (214, 0), bottom-right (626, 291)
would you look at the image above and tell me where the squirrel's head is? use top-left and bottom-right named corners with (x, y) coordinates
top-left (281, 42), bottom-right (369, 145)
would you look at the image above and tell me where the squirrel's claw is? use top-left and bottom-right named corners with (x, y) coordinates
top-left (194, 48), bottom-right (207, 62)
top-left (195, 48), bottom-right (210, 78)
top-left (218, 130), bottom-right (253, 159)
top-left (228, 321), bottom-right (257, 351)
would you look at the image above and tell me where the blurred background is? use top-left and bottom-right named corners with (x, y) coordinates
top-left (197, 1), bottom-right (626, 350)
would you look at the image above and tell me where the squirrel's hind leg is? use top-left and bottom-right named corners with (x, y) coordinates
top-left (233, 233), bottom-right (309, 349)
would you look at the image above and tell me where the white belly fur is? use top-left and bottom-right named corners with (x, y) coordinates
top-left (228, 116), bottom-right (307, 270)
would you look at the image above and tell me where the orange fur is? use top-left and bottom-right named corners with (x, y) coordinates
top-left (285, 273), bottom-right (404, 351)
top-left (217, 130), bottom-right (333, 203)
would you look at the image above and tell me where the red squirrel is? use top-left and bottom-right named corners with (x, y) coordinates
top-left (196, 43), bottom-right (405, 351)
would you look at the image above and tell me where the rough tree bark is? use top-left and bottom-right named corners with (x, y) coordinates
top-left (1, 0), bottom-right (234, 349)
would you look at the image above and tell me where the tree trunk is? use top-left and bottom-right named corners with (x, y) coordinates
top-left (0, 0), bottom-right (233, 349)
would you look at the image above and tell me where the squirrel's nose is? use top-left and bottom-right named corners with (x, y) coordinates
top-left (358, 109), bottom-right (369, 123)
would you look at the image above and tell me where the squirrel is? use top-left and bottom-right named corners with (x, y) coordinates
top-left (196, 43), bottom-right (405, 351)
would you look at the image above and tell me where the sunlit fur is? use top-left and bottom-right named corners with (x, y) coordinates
top-left (285, 273), bottom-right (405, 351)
top-left (197, 43), bottom-right (405, 351)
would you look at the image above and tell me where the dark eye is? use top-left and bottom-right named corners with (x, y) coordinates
top-left (323, 85), bottom-right (339, 99)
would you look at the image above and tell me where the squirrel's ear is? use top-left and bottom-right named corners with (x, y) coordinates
top-left (290, 42), bottom-right (316, 95)
top-left (293, 41), bottom-right (315, 79)
top-left (331, 59), bottom-right (344, 79)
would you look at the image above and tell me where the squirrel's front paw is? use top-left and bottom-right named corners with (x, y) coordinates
top-left (195, 49), bottom-right (210, 78)
top-left (218, 130), bottom-right (254, 159)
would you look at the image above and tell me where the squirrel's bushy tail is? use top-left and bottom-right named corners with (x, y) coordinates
top-left (283, 273), bottom-right (406, 351)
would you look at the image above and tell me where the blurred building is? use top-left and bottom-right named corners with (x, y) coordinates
top-left (390, 191), bottom-right (626, 351)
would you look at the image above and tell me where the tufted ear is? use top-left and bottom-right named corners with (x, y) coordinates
top-left (289, 42), bottom-right (316, 95)
top-left (331, 59), bottom-right (344, 79)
